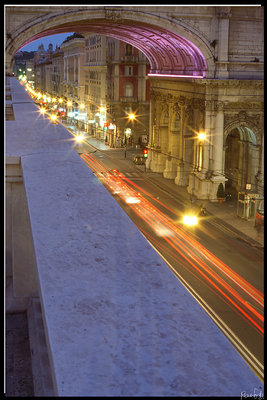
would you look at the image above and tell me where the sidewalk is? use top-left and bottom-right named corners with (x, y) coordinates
top-left (84, 136), bottom-right (264, 248)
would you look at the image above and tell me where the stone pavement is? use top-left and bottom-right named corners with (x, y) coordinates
top-left (84, 136), bottom-right (264, 248)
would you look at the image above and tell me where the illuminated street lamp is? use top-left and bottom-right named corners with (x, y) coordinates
top-left (182, 214), bottom-right (198, 226)
top-left (196, 131), bottom-right (206, 172)
top-left (50, 114), bottom-right (58, 124)
top-left (198, 132), bottom-right (206, 141)
top-left (39, 107), bottom-right (46, 115)
top-left (74, 132), bottom-right (86, 154)
top-left (128, 112), bottom-right (136, 121)
top-left (123, 112), bottom-right (136, 157)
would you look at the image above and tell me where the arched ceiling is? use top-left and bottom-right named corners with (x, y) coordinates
top-left (16, 19), bottom-right (207, 78)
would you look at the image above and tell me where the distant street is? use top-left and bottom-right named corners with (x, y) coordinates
top-left (75, 138), bottom-right (264, 382)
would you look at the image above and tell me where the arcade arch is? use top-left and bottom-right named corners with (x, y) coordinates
top-left (5, 6), bottom-right (213, 78)
top-left (5, 6), bottom-right (264, 200)
top-left (225, 126), bottom-right (259, 196)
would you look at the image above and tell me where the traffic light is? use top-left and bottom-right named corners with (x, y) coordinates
top-left (142, 148), bottom-right (148, 157)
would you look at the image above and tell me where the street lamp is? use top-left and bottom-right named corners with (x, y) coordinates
top-left (198, 132), bottom-right (206, 141)
top-left (128, 112), bottom-right (136, 121)
top-left (124, 113), bottom-right (136, 158)
top-left (196, 131), bottom-right (206, 171)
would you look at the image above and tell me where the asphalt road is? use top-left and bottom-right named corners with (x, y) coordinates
top-left (77, 139), bottom-right (264, 383)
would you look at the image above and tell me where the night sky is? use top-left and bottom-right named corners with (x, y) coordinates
top-left (19, 32), bottom-right (74, 52)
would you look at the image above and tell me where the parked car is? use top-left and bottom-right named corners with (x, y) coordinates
top-left (133, 155), bottom-right (145, 165)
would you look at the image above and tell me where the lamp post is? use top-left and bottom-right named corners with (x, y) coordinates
top-left (125, 112), bottom-right (136, 158)
top-left (196, 131), bottom-right (206, 172)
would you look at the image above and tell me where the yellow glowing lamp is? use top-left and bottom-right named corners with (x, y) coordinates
top-left (128, 113), bottom-right (136, 121)
top-left (198, 132), bottom-right (206, 141)
top-left (39, 108), bottom-right (46, 115)
top-left (59, 98), bottom-right (63, 103)
top-left (80, 103), bottom-right (85, 109)
top-left (50, 114), bottom-right (57, 123)
top-left (99, 106), bottom-right (105, 113)
top-left (67, 101), bottom-right (72, 107)
top-left (182, 215), bottom-right (198, 226)
top-left (75, 133), bottom-right (85, 143)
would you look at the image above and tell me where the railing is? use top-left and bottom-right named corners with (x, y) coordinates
top-left (120, 96), bottom-right (138, 102)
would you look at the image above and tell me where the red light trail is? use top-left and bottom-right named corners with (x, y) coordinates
top-left (81, 151), bottom-right (264, 337)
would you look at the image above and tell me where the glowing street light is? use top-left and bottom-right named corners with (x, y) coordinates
top-left (75, 133), bottom-right (85, 143)
top-left (182, 214), bottom-right (198, 226)
top-left (128, 113), bottom-right (136, 121)
top-left (50, 114), bottom-right (57, 124)
top-left (198, 132), bottom-right (206, 141)
top-left (39, 107), bottom-right (46, 115)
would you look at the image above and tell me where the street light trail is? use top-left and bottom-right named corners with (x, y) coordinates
top-left (143, 230), bottom-right (263, 335)
top-left (80, 152), bottom-right (264, 337)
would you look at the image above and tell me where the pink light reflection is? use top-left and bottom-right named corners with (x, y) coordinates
top-left (147, 73), bottom-right (204, 79)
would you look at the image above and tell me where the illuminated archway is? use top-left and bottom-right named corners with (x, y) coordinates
top-left (6, 7), bottom-right (213, 78)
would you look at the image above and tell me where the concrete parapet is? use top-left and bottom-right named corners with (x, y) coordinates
top-left (5, 77), bottom-right (263, 396)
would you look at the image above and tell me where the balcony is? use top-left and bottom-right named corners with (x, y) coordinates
top-left (120, 96), bottom-right (138, 103)
top-left (120, 55), bottom-right (138, 63)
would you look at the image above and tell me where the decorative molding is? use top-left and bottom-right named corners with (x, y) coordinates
top-left (104, 8), bottom-right (123, 21)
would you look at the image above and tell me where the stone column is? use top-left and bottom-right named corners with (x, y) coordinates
top-left (237, 139), bottom-right (245, 191)
top-left (216, 7), bottom-right (231, 79)
top-left (147, 90), bottom-right (168, 173)
top-left (209, 101), bottom-right (227, 200)
top-left (175, 97), bottom-right (187, 186)
top-left (213, 102), bottom-right (224, 177)
top-left (163, 99), bottom-right (177, 179)
top-left (255, 136), bottom-right (264, 195)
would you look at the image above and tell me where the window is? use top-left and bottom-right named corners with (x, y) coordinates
top-left (125, 66), bottom-right (133, 76)
top-left (126, 44), bottom-right (133, 56)
top-left (124, 83), bottom-right (133, 97)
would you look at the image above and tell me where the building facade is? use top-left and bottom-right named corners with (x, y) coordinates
top-left (83, 34), bottom-right (108, 138)
top-left (60, 33), bottom-right (86, 126)
top-left (145, 6), bottom-right (264, 201)
top-left (105, 39), bottom-right (150, 147)
top-left (51, 47), bottom-right (64, 98)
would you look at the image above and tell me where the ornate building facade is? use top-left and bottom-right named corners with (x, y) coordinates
top-left (5, 5), bottom-right (264, 200)
top-left (147, 78), bottom-right (264, 200)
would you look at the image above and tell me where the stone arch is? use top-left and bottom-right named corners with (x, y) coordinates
top-left (224, 115), bottom-right (261, 147)
top-left (224, 120), bottom-right (260, 194)
top-left (5, 6), bottom-right (215, 77)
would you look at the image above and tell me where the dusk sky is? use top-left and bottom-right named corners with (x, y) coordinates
top-left (19, 32), bottom-right (74, 52)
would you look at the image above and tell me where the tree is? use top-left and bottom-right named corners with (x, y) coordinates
top-left (216, 183), bottom-right (225, 199)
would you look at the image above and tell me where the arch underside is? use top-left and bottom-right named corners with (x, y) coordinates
top-left (19, 19), bottom-right (207, 78)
